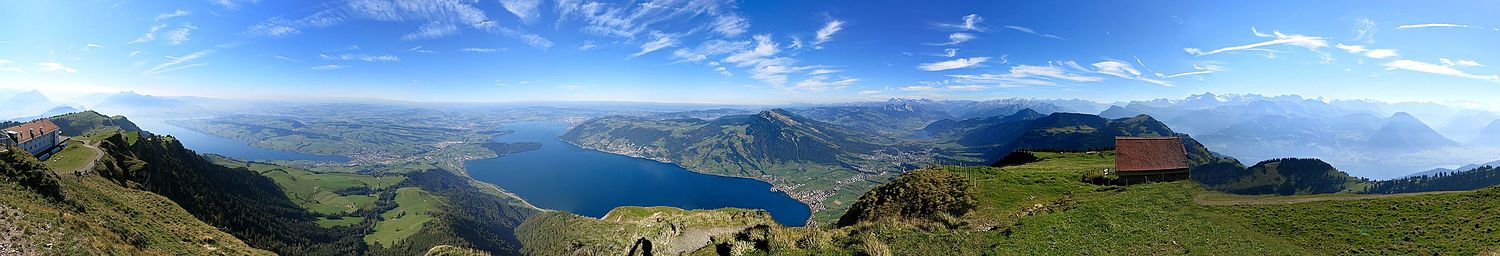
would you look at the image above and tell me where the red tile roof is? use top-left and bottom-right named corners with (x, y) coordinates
top-left (1115, 137), bottom-right (1189, 172)
top-left (4, 119), bottom-right (61, 143)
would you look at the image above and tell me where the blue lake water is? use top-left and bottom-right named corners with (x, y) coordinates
top-left (465, 122), bottom-right (811, 226)
top-left (131, 118), bottom-right (351, 162)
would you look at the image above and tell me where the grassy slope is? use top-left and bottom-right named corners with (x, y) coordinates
top-left (212, 156), bottom-right (404, 216)
top-left (41, 140), bottom-right (94, 173)
top-left (516, 206), bottom-right (777, 255)
top-left (366, 187), bottom-right (443, 247)
top-left (1, 149), bottom-right (269, 255)
top-left (689, 152), bottom-right (1500, 255)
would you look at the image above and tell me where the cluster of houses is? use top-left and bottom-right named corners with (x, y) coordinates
top-left (1, 118), bottom-right (65, 159)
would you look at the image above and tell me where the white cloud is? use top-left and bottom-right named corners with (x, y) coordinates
top-left (939, 48), bottom-right (958, 57)
top-left (1384, 59), bottom-right (1499, 82)
top-left (1353, 18), bottom-right (1376, 43)
top-left (1186, 29), bottom-right (1327, 56)
top-left (1092, 60), bottom-right (1171, 86)
top-left (809, 69), bottom-right (840, 75)
top-left (129, 51), bottom-right (142, 57)
top-left (1163, 70), bottom-right (1214, 78)
top-left (37, 62), bottom-right (77, 74)
top-left (1442, 58), bottom-right (1484, 67)
top-left (1335, 43), bottom-right (1398, 59)
top-left (918, 57), bottom-right (991, 71)
top-left (1003, 25), bottom-right (1065, 40)
top-left (84, 43), bottom-right (105, 51)
top-left (813, 19), bottom-right (845, 47)
top-left (459, 48), bottom-right (499, 53)
top-left (0, 59), bottom-right (22, 73)
top-left (309, 64), bottom-right (347, 71)
top-left (1395, 23), bottom-right (1480, 30)
top-left (130, 10), bottom-right (194, 45)
top-left (900, 85), bottom-right (940, 92)
top-left (166, 24), bottom-right (197, 45)
top-left (935, 14), bottom-right (985, 31)
top-left (935, 33), bottom-right (976, 45)
top-left (792, 76), bottom-right (856, 92)
top-left (272, 55), bottom-right (301, 62)
top-left (402, 22), bottom-right (459, 40)
top-left (499, 0), bottom-right (542, 24)
top-left (213, 0), bottom-right (259, 9)
top-left (408, 45), bottom-right (437, 54)
top-left (242, 0), bottom-right (551, 47)
top-left (1008, 64), bottom-right (1103, 82)
top-left (320, 53), bottom-right (400, 62)
top-left (578, 41), bottom-right (598, 51)
top-left (714, 66), bottom-right (732, 76)
top-left (142, 50), bottom-right (213, 76)
top-left (671, 39), bottom-right (749, 63)
top-left (712, 14), bottom-right (750, 37)
top-left (946, 85), bottom-right (986, 91)
top-left (632, 32), bottom-right (679, 58)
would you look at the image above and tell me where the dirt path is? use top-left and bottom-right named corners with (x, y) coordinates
top-left (1194, 190), bottom-right (1467, 206)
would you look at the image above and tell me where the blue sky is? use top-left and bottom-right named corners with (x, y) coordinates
top-left (2, 0), bottom-right (1499, 107)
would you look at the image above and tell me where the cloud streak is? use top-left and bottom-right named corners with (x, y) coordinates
top-left (1186, 29), bottom-right (1327, 56)
top-left (918, 57), bottom-right (991, 71)
top-left (142, 50), bottom-right (213, 76)
top-left (1003, 25), bottom-right (1064, 40)
top-left (37, 62), bottom-right (77, 74)
top-left (1384, 59), bottom-right (1499, 82)
top-left (813, 19), bottom-right (845, 47)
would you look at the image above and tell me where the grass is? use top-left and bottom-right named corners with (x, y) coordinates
top-left (41, 140), bottom-right (94, 172)
top-left (517, 206), bottom-right (778, 255)
top-left (0, 170), bottom-right (270, 255)
top-left (366, 187), bottom-right (443, 247)
top-left (688, 151), bottom-right (1500, 255)
top-left (211, 156), bottom-right (404, 215)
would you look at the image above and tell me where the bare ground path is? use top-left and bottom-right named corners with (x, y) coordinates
top-left (1194, 190), bottom-right (1467, 206)
top-left (76, 141), bottom-right (104, 174)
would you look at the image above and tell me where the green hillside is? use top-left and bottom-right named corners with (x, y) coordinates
top-left (1, 145), bottom-right (270, 255)
top-left (684, 152), bottom-right (1500, 255)
top-left (516, 206), bottom-right (778, 255)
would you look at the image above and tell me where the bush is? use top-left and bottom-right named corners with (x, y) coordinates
top-left (836, 169), bottom-right (976, 227)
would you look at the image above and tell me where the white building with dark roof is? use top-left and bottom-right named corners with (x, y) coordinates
top-left (3, 119), bottom-right (64, 157)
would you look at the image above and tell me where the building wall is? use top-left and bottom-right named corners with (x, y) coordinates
top-left (19, 131), bottom-right (60, 156)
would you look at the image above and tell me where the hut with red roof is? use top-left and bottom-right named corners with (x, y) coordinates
top-left (1113, 136), bottom-right (1190, 184)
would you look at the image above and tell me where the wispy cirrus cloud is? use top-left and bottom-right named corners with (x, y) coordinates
top-left (1185, 29), bottom-right (1327, 56)
top-left (1003, 25), bottom-right (1064, 40)
top-left (499, 0), bottom-right (543, 24)
top-left (918, 57), bottom-right (991, 71)
top-left (1092, 59), bottom-right (1171, 86)
top-left (711, 14), bottom-right (750, 37)
top-left (242, 0), bottom-right (552, 47)
top-left (459, 48), bottom-right (500, 54)
top-left (0, 59), bottom-right (22, 73)
top-left (320, 53), bottom-right (400, 62)
top-left (402, 22), bottom-right (459, 41)
top-left (792, 76), bottom-right (857, 92)
top-left (1395, 23), bottom-right (1491, 30)
top-left (632, 32), bottom-right (679, 58)
top-left (130, 10), bottom-right (194, 45)
top-left (142, 50), bottom-right (213, 76)
top-left (813, 18), bottom-right (845, 48)
top-left (1335, 43), bottom-right (1398, 59)
top-left (1383, 59), bottom-right (1499, 82)
top-left (934, 14), bottom-right (985, 32)
top-left (309, 64), bottom-right (347, 71)
top-left (38, 62), bottom-right (78, 73)
top-left (934, 33), bottom-right (976, 46)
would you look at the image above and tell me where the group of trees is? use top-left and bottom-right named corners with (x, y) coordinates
top-left (1363, 166), bottom-right (1500, 194)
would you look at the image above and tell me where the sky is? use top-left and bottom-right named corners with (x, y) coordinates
top-left (2, 0), bottom-right (1499, 107)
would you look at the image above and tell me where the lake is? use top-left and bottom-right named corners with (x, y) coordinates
top-left (131, 118), bottom-right (351, 162)
top-left (465, 122), bottom-right (812, 226)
